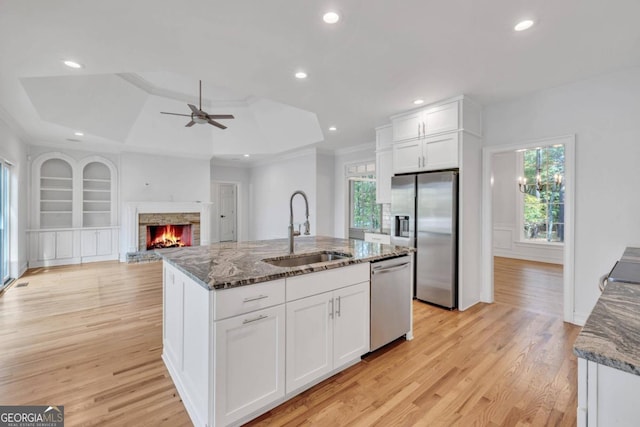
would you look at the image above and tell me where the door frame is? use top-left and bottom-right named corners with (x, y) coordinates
top-left (481, 134), bottom-right (576, 324)
top-left (212, 181), bottom-right (241, 243)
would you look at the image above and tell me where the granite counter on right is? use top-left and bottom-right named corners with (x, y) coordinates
top-left (573, 247), bottom-right (640, 427)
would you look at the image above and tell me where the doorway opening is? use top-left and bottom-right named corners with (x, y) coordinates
top-left (218, 183), bottom-right (237, 242)
top-left (482, 135), bottom-right (575, 323)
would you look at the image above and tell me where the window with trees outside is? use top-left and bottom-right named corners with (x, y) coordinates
top-left (519, 145), bottom-right (565, 243)
top-left (346, 161), bottom-right (381, 240)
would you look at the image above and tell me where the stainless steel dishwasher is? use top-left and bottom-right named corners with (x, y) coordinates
top-left (370, 255), bottom-right (412, 351)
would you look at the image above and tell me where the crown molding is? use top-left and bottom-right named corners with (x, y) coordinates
top-left (333, 141), bottom-right (375, 156)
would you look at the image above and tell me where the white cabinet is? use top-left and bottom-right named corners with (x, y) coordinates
top-left (214, 304), bottom-right (285, 427)
top-left (577, 358), bottom-right (640, 427)
top-left (162, 261), bottom-right (371, 427)
top-left (392, 100), bottom-right (459, 142)
top-left (393, 132), bottom-right (459, 173)
top-left (375, 124), bottom-right (393, 204)
top-left (29, 153), bottom-right (119, 268)
top-left (36, 230), bottom-right (73, 261)
top-left (285, 264), bottom-right (370, 395)
top-left (81, 228), bottom-right (116, 260)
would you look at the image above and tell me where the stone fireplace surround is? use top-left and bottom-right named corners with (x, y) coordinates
top-left (122, 201), bottom-right (211, 261)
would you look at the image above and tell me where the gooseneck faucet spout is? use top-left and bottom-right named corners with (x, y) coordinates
top-left (289, 190), bottom-right (310, 254)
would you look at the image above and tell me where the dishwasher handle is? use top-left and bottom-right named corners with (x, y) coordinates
top-left (372, 262), bottom-right (410, 275)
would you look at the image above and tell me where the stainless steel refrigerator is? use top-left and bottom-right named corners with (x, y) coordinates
top-left (391, 171), bottom-right (458, 309)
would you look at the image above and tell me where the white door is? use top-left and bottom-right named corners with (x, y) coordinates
top-left (333, 282), bottom-right (370, 369)
top-left (214, 305), bottom-right (286, 427)
top-left (219, 184), bottom-right (237, 242)
top-left (286, 292), bottom-right (333, 394)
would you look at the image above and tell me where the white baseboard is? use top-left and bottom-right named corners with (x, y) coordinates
top-left (493, 249), bottom-right (563, 265)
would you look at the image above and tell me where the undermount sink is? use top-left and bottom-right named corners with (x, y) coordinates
top-left (262, 251), bottom-right (352, 268)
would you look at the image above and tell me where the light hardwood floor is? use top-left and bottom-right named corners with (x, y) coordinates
top-left (0, 260), bottom-right (580, 426)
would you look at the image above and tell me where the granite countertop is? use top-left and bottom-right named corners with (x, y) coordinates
top-left (574, 247), bottom-right (640, 376)
top-left (156, 235), bottom-right (413, 291)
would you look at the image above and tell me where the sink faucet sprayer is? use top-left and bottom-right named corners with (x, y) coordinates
top-left (289, 190), bottom-right (310, 254)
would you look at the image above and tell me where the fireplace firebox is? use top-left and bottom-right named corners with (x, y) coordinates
top-left (146, 224), bottom-right (193, 250)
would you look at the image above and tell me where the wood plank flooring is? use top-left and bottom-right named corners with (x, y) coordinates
top-left (494, 256), bottom-right (564, 317)
top-left (0, 259), bottom-right (580, 426)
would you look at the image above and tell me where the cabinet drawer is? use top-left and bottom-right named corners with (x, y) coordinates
top-left (364, 233), bottom-right (391, 245)
top-left (214, 279), bottom-right (285, 320)
top-left (286, 263), bottom-right (370, 302)
top-left (424, 101), bottom-right (459, 135)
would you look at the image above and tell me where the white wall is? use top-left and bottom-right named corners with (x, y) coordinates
top-left (120, 152), bottom-right (210, 203)
top-left (249, 150), bottom-right (317, 240)
top-left (0, 116), bottom-right (28, 278)
top-left (484, 65), bottom-right (640, 322)
top-left (491, 151), bottom-right (563, 264)
top-left (332, 144), bottom-right (376, 238)
top-left (315, 152), bottom-right (335, 236)
top-left (210, 163), bottom-right (251, 242)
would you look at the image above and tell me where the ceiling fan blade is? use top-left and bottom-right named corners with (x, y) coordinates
top-left (207, 119), bottom-right (227, 129)
top-left (161, 112), bottom-right (191, 117)
top-left (185, 121), bottom-right (196, 127)
top-left (207, 114), bottom-right (235, 119)
top-left (188, 104), bottom-right (199, 114)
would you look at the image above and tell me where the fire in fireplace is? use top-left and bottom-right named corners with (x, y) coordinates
top-left (147, 224), bottom-right (193, 250)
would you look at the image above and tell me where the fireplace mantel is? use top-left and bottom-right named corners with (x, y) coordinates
top-left (121, 201), bottom-right (212, 261)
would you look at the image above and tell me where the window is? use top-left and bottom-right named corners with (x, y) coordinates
top-left (0, 160), bottom-right (10, 286)
top-left (346, 161), bottom-right (381, 239)
top-left (519, 145), bottom-right (565, 243)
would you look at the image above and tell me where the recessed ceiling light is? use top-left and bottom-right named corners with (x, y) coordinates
top-left (243, 154), bottom-right (250, 158)
top-left (514, 19), bottom-right (534, 31)
top-left (413, 99), bottom-right (425, 105)
top-left (63, 60), bottom-right (84, 69)
top-left (328, 126), bottom-right (337, 131)
top-left (295, 71), bottom-right (308, 79)
top-left (74, 131), bottom-right (84, 137)
top-left (323, 12), bottom-right (340, 24)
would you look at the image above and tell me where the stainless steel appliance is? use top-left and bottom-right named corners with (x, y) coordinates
top-left (370, 255), bottom-right (412, 351)
top-left (391, 171), bottom-right (458, 308)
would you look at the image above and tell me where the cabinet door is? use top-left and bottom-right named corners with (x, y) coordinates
top-left (55, 231), bottom-right (74, 259)
top-left (424, 101), bottom-right (459, 135)
top-left (215, 305), bottom-right (285, 427)
top-left (38, 232), bottom-right (56, 261)
top-left (424, 132), bottom-right (459, 170)
top-left (286, 292), bottom-right (333, 394)
top-left (376, 149), bottom-right (393, 204)
top-left (81, 230), bottom-right (98, 257)
top-left (333, 282), bottom-right (370, 369)
top-left (393, 139), bottom-right (423, 174)
top-left (95, 229), bottom-right (113, 256)
top-left (163, 266), bottom-right (184, 369)
top-left (392, 111), bottom-right (422, 142)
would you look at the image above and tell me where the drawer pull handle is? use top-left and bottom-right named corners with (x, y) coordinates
top-left (243, 295), bottom-right (269, 303)
top-left (243, 314), bottom-right (268, 324)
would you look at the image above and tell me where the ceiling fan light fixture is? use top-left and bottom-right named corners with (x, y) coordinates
top-left (192, 116), bottom-right (207, 124)
top-left (63, 60), bottom-right (84, 69)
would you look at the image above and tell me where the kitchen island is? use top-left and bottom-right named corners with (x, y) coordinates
top-left (157, 236), bottom-right (413, 427)
top-left (573, 247), bottom-right (640, 426)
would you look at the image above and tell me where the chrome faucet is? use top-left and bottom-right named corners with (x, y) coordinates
top-left (289, 190), bottom-right (310, 254)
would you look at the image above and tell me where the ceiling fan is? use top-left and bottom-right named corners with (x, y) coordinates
top-left (160, 80), bottom-right (234, 129)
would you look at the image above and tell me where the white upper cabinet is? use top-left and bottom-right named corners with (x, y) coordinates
top-left (391, 97), bottom-right (481, 174)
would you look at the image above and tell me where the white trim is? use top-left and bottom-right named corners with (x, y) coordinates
top-left (334, 142), bottom-right (375, 157)
top-left (482, 134), bottom-right (576, 324)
